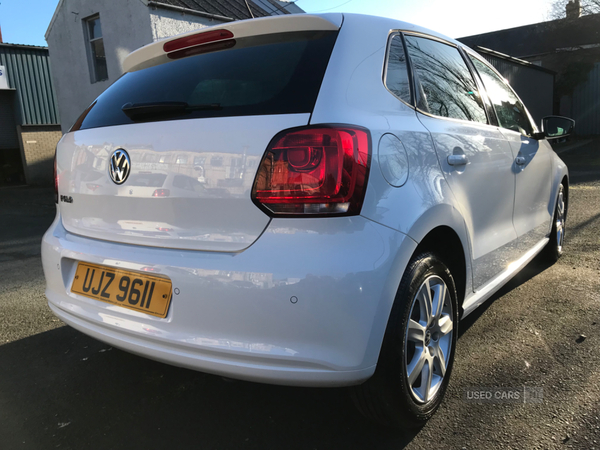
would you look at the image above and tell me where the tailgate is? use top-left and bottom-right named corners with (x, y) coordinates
top-left (57, 114), bottom-right (310, 251)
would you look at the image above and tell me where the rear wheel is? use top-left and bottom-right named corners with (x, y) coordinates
top-left (544, 183), bottom-right (566, 262)
top-left (352, 252), bottom-right (459, 429)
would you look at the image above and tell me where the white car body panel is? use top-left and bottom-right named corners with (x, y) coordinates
top-left (59, 114), bottom-right (311, 252)
top-left (42, 12), bottom-right (568, 387)
top-left (417, 114), bottom-right (520, 291)
top-left (506, 131), bottom-right (554, 248)
top-left (43, 213), bottom-right (417, 386)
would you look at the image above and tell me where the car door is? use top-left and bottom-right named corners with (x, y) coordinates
top-left (468, 55), bottom-right (553, 255)
top-left (404, 34), bottom-right (520, 291)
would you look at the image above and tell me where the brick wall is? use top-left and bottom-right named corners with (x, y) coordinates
top-left (18, 125), bottom-right (62, 185)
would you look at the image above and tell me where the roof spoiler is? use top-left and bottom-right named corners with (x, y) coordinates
top-left (123, 14), bottom-right (342, 73)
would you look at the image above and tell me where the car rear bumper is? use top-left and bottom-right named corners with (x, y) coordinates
top-left (42, 212), bottom-right (416, 387)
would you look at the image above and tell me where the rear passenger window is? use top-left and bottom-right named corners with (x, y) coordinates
top-left (385, 35), bottom-right (411, 104)
top-left (469, 56), bottom-right (534, 136)
top-left (404, 35), bottom-right (487, 124)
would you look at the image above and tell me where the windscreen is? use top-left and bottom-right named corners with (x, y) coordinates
top-left (74, 31), bottom-right (338, 130)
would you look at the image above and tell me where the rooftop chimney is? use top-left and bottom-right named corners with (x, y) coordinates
top-left (0, 26), bottom-right (3, 43)
top-left (566, 0), bottom-right (581, 19)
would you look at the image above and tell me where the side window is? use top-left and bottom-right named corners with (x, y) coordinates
top-left (385, 35), bottom-right (411, 104)
top-left (469, 56), bottom-right (534, 136)
top-left (404, 35), bottom-right (487, 124)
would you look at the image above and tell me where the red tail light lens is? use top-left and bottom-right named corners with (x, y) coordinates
top-left (152, 189), bottom-right (170, 197)
top-left (252, 126), bottom-right (370, 216)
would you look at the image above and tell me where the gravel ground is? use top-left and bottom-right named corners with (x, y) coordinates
top-left (0, 139), bottom-right (598, 450)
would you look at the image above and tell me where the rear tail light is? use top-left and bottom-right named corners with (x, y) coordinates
top-left (152, 189), bottom-right (170, 197)
top-left (252, 126), bottom-right (370, 216)
top-left (53, 149), bottom-right (58, 203)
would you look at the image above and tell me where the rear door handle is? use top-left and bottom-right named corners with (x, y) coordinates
top-left (515, 156), bottom-right (526, 165)
top-left (447, 154), bottom-right (468, 166)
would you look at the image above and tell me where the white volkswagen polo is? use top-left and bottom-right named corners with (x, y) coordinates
top-left (43, 13), bottom-right (571, 427)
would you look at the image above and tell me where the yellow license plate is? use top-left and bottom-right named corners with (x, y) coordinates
top-left (71, 262), bottom-right (173, 318)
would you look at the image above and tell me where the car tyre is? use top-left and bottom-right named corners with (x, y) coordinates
top-left (544, 183), bottom-right (566, 262)
top-left (351, 252), bottom-right (459, 429)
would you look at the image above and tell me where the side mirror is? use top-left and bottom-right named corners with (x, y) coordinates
top-left (540, 116), bottom-right (575, 140)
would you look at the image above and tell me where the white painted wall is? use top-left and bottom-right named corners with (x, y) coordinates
top-left (149, 9), bottom-right (220, 40)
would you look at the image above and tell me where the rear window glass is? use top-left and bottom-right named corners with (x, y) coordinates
top-left (74, 31), bottom-right (338, 130)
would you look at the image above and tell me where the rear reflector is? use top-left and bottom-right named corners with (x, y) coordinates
top-left (163, 29), bottom-right (234, 53)
top-left (53, 149), bottom-right (58, 204)
top-left (252, 126), bottom-right (370, 216)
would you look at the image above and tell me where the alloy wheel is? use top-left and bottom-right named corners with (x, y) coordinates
top-left (404, 275), bottom-right (453, 403)
top-left (556, 186), bottom-right (565, 253)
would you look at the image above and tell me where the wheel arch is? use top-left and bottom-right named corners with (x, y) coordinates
top-left (413, 226), bottom-right (467, 310)
top-left (549, 155), bottom-right (569, 221)
top-left (561, 174), bottom-right (569, 220)
top-left (404, 203), bottom-right (472, 309)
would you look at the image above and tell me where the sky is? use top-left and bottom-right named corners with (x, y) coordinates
top-left (0, 0), bottom-right (556, 47)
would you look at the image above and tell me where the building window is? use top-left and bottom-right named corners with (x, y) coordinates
top-left (84, 15), bottom-right (108, 83)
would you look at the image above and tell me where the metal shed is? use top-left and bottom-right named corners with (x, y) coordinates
top-left (0, 44), bottom-right (60, 125)
top-left (0, 43), bottom-right (61, 186)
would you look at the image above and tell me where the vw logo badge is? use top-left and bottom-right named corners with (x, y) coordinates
top-left (109, 149), bottom-right (131, 184)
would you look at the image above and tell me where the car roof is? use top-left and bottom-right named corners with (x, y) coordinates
top-left (340, 12), bottom-right (463, 48)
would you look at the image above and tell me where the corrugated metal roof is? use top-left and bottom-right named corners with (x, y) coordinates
top-left (0, 44), bottom-right (60, 125)
top-left (252, 0), bottom-right (302, 15)
top-left (152, 0), bottom-right (270, 20)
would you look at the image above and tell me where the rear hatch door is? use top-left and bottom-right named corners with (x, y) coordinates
top-left (57, 20), bottom-right (339, 252)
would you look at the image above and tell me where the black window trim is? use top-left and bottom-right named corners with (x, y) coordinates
top-left (458, 46), bottom-right (498, 127)
top-left (382, 31), bottom-right (415, 109)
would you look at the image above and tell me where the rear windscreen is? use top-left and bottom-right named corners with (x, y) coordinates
top-left (74, 31), bottom-right (338, 130)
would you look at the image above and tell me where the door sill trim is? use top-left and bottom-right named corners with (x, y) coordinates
top-left (462, 238), bottom-right (549, 317)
